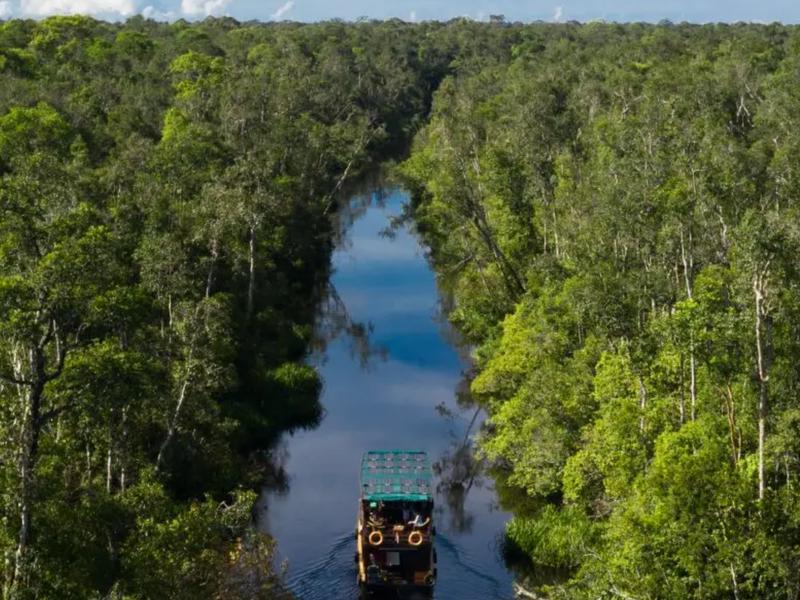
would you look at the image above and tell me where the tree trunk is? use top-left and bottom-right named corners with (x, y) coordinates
top-left (11, 351), bottom-right (45, 596)
top-left (167, 294), bottom-right (173, 329)
top-left (247, 224), bottom-right (256, 322)
top-left (638, 377), bottom-right (647, 434)
top-left (13, 414), bottom-right (38, 593)
top-left (754, 271), bottom-right (771, 501)
top-left (451, 143), bottom-right (525, 300)
top-left (106, 425), bottom-right (113, 495)
top-left (156, 374), bottom-right (191, 473)
top-left (730, 563), bottom-right (740, 600)
top-left (681, 228), bottom-right (696, 421)
top-left (551, 207), bottom-right (560, 259)
top-left (205, 237), bottom-right (219, 299)
top-left (120, 406), bottom-right (128, 493)
top-left (723, 384), bottom-right (739, 465)
top-left (155, 320), bottom-right (198, 472)
top-left (513, 582), bottom-right (546, 599)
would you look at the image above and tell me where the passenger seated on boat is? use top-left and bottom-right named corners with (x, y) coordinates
top-left (408, 513), bottom-right (431, 528)
top-left (402, 505), bottom-right (411, 523)
top-left (367, 510), bottom-right (385, 529)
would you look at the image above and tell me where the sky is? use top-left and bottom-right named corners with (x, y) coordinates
top-left (1, 0), bottom-right (799, 24)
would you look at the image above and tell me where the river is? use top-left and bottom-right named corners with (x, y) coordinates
top-left (258, 186), bottom-right (516, 600)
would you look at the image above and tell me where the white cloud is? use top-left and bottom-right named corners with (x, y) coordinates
top-left (270, 0), bottom-right (293, 20)
top-left (21, 0), bottom-right (136, 16)
top-left (142, 4), bottom-right (174, 20)
top-left (408, 9), bottom-right (415, 22)
top-left (553, 5), bottom-right (563, 21)
top-left (180, 0), bottom-right (229, 16)
top-left (0, 1), bottom-right (12, 17)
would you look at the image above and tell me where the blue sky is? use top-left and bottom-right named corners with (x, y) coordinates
top-left (1, 0), bottom-right (799, 23)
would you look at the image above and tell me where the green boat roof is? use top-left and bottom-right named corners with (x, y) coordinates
top-left (360, 450), bottom-right (433, 502)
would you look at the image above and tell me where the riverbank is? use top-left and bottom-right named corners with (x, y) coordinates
top-left (400, 21), bottom-right (800, 599)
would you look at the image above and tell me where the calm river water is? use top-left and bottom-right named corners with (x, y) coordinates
top-left (258, 187), bottom-right (516, 600)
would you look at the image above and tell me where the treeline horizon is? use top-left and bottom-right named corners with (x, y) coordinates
top-left (3, 15), bottom-right (798, 26)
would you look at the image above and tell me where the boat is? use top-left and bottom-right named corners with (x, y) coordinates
top-left (356, 450), bottom-right (437, 593)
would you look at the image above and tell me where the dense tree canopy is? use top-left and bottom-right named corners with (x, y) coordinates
top-left (3, 13), bottom-right (800, 599)
top-left (0, 14), bottom-right (456, 599)
top-left (402, 20), bottom-right (800, 599)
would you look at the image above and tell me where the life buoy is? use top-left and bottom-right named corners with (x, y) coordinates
top-left (368, 530), bottom-right (383, 546)
top-left (408, 531), bottom-right (423, 546)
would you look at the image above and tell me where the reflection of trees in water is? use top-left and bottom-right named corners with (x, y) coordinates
top-left (433, 293), bottom-right (474, 369)
top-left (312, 183), bottom-right (395, 369)
top-left (258, 439), bottom-right (291, 497)
top-left (312, 282), bottom-right (388, 369)
top-left (432, 396), bottom-right (565, 598)
top-left (332, 178), bottom-right (391, 248)
top-left (432, 402), bottom-right (485, 535)
top-left (261, 184), bottom-right (391, 508)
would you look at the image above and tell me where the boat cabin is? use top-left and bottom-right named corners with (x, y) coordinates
top-left (356, 450), bottom-right (437, 591)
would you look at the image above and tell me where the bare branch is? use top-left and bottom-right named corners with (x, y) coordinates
top-left (0, 372), bottom-right (31, 387)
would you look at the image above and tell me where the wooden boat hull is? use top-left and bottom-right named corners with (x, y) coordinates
top-left (356, 516), bottom-right (437, 590)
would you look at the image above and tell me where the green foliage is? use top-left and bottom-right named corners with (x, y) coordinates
top-left (263, 363), bottom-right (323, 427)
top-left (0, 16), bottom-right (444, 599)
top-left (403, 20), bottom-right (800, 598)
top-left (121, 486), bottom-right (255, 599)
top-left (0, 102), bottom-right (71, 167)
top-left (507, 505), bottom-right (597, 569)
top-left (5, 15), bottom-right (800, 599)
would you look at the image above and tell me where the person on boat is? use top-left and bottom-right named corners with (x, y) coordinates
top-left (409, 513), bottom-right (430, 528)
top-left (402, 504), bottom-right (411, 524)
top-left (367, 510), bottom-right (385, 529)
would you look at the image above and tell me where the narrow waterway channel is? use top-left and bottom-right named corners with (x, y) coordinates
top-left (258, 186), bottom-right (516, 600)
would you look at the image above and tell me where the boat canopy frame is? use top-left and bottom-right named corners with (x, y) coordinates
top-left (360, 450), bottom-right (433, 502)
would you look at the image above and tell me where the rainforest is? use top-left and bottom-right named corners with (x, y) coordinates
top-left (1, 14), bottom-right (800, 600)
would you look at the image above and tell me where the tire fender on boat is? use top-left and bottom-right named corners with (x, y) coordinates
top-left (408, 531), bottom-right (423, 546)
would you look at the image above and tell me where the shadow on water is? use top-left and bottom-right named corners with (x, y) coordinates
top-left (432, 403), bottom-right (483, 535)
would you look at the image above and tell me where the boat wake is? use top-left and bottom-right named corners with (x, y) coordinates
top-left (283, 530), bottom-right (513, 600)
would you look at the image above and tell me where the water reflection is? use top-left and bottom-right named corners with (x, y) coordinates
top-left (262, 440), bottom-right (291, 497)
top-left (313, 282), bottom-right (388, 369)
top-left (258, 187), bottom-right (514, 600)
top-left (432, 405), bottom-right (483, 535)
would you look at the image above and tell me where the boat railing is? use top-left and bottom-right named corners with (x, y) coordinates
top-left (361, 521), bottom-right (433, 548)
